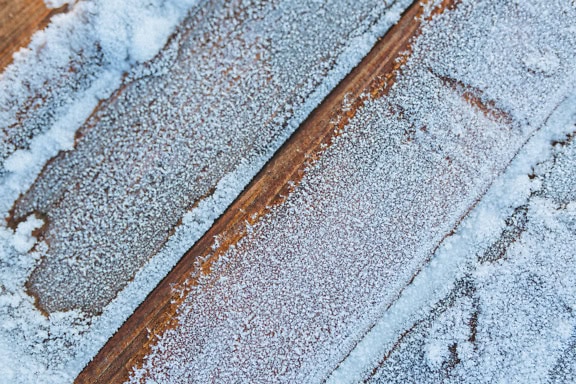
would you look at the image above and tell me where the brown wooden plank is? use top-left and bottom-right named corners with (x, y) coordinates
top-left (75, 1), bottom-right (454, 382)
top-left (0, 0), bottom-right (65, 73)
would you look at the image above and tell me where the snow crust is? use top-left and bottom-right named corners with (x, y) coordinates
top-left (131, 0), bottom-right (576, 382)
top-left (0, 0), bottom-right (412, 382)
top-left (334, 92), bottom-right (576, 384)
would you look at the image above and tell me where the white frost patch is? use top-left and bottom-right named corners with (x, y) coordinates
top-left (12, 215), bottom-right (45, 253)
top-left (425, 341), bottom-right (447, 369)
top-left (523, 49), bottom-right (561, 76)
top-left (3, 150), bottom-right (35, 173)
top-left (93, 0), bottom-right (198, 65)
top-left (327, 91), bottom-right (576, 384)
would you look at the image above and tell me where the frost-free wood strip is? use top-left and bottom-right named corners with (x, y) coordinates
top-left (76, 1), bottom-right (449, 382)
top-left (0, 0), bottom-right (64, 72)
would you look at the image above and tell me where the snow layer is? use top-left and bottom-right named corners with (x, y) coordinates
top-left (333, 92), bottom-right (576, 384)
top-left (1, 0), bottom-right (200, 177)
top-left (366, 124), bottom-right (576, 383)
top-left (0, 0), bottom-right (412, 382)
top-left (131, 0), bottom-right (576, 382)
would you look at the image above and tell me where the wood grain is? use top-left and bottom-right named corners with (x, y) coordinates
top-left (0, 0), bottom-right (65, 73)
top-left (75, 1), bottom-right (456, 382)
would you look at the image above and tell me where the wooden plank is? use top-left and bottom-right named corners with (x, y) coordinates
top-left (75, 1), bottom-right (447, 382)
top-left (0, 0), bottom-right (65, 72)
top-left (10, 0), bottom-right (415, 320)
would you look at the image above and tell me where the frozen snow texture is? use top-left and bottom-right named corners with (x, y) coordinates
top-left (131, 0), bottom-right (576, 383)
top-left (332, 92), bottom-right (576, 384)
top-left (0, 0), bottom-right (413, 382)
top-left (1, 0), bottom-right (200, 177)
top-left (1, 0), bottom-right (203, 381)
top-left (10, 0), bottom-right (413, 316)
top-left (367, 142), bottom-right (576, 383)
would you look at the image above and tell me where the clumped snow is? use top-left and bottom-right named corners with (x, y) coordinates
top-left (331, 92), bottom-right (576, 384)
top-left (0, 0), bottom-right (413, 382)
top-left (131, 0), bottom-right (576, 383)
top-left (1, 1), bottom-right (203, 381)
top-left (11, 214), bottom-right (45, 253)
top-left (368, 134), bottom-right (576, 383)
top-left (1, 0), bottom-right (200, 177)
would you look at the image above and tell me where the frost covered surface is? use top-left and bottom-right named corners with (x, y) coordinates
top-left (132, 0), bottom-right (576, 382)
top-left (1, 0), bottom-right (203, 381)
top-left (0, 0), bottom-right (412, 382)
top-left (367, 137), bottom-right (576, 383)
top-left (332, 91), bottom-right (576, 383)
top-left (0, 0), bottom-right (200, 173)
top-left (10, 0), bottom-right (410, 315)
